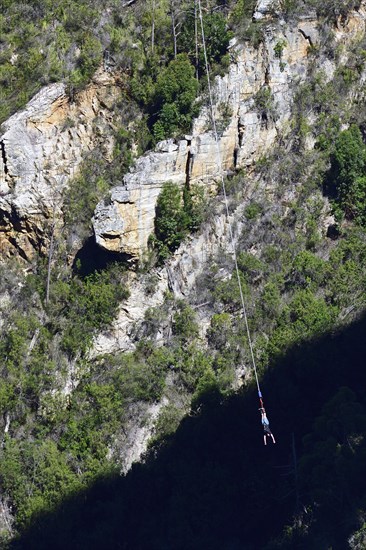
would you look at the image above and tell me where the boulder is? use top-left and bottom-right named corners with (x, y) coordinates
top-left (253, 0), bottom-right (279, 21)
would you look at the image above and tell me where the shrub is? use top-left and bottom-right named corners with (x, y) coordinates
top-left (307, 0), bottom-right (362, 20)
top-left (213, 271), bottom-right (249, 311)
top-left (0, 437), bottom-right (81, 529)
top-left (274, 39), bottom-right (287, 58)
top-left (261, 282), bottom-right (281, 318)
top-left (237, 252), bottom-right (265, 284)
top-left (244, 201), bottom-right (263, 220)
top-left (253, 86), bottom-right (277, 123)
top-left (151, 181), bottom-right (208, 263)
top-left (58, 267), bottom-right (129, 357)
top-left (151, 181), bottom-right (189, 262)
top-left (179, 10), bottom-right (232, 78)
top-left (207, 313), bottom-right (232, 351)
top-left (173, 302), bottom-right (199, 342)
top-left (150, 54), bottom-right (199, 139)
top-left (326, 125), bottom-right (366, 224)
top-left (290, 250), bottom-right (328, 289)
top-left (175, 344), bottom-right (214, 393)
top-left (183, 184), bottom-right (208, 231)
top-left (268, 289), bottom-right (337, 358)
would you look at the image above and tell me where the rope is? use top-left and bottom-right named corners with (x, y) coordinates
top-left (197, 0), bottom-right (262, 400)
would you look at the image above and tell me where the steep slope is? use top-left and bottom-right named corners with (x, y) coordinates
top-left (9, 311), bottom-right (366, 549)
top-left (1, 0), bottom-right (366, 546)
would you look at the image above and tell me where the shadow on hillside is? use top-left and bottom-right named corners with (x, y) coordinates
top-left (11, 312), bottom-right (366, 550)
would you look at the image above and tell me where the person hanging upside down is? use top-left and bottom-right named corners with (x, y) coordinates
top-left (260, 408), bottom-right (276, 445)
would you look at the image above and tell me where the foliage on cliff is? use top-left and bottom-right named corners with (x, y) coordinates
top-left (2, 0), bottom-right (366, 548)
top-left (7, 313), bottom-right (366, 550)
top-left (149, 181), bottom-right (207, 261)
top-left (0, 0), bottom-right (232, 141)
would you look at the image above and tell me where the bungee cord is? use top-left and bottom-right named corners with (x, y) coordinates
top-left (196, 0), bottom-right (263, 403)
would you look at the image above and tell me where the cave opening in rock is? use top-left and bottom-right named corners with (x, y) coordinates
top-left (72, 236), bottom-right (131, 277)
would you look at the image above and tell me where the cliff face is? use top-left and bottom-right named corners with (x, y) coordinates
top-left (92, 16), bottom-right (317, 257)
top-left (2, 2), bottom-right (366, 542)
top-left (91, 3), bottom-right (366, 356)
top-left (0, 2), bottom-right (364, 357)
top-left (0, 68), bottom-right (121, 260)
top-left (1, 3), bottom-right (365, 262)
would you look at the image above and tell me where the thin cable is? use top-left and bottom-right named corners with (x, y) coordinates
top-left (197, 0), bottom-right (262, 397)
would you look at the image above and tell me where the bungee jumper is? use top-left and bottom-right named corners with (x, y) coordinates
top-left (259, 406), bottom-right (276, 445)
top-left (258, 390), bottom-right (276, 445)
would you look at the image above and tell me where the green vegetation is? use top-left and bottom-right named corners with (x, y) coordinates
top-left (150, 54), bottom-right (199, 141)
top-left (0, 0), bottom-right (104, 122)
top-left (128, 3), bottom-right (232, 142)
top-left (274, 38), bottom-right (287, 58)
top-left (8, 311), bottom-right (366, 549)
top-left (179, 9), bottom-right (233, 76)
top-left (57, 268), bottom-right (130, 356)
top-left (326, 125), bottom-right (366, 225)
top-left (0, 260), bottom-right (131, 531)
top-left (244, 201), bottom-right (263, 220)
top-left (253, 85), bottom-right (278, 123)
top-left (0, 0), bottom-right (233, 146)
top-left (3, 0), bottom-right (366, 548)
top-left (0, 262), bottom-right (129, 419)
top-left (150, 181), bottom-right (189, 261)
top-left (149, 181), bottom-right (208, 262)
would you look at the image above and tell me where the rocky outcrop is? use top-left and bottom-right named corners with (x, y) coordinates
top-left (93, 139), bottom-right (190, 257)
top-left (1, 2), bottom-right (366, 261)
top-left (94, 0), bottom-right (366, 261)
top-left (115, 399), bottom-right (169, 474)
top-left (92, 202), bottom-right (248, 356)
top-left (92, 268), bottom-right (170, 356)
top-left (0, 68), bottom-right (121, 259)
top-left (253, 0), bottom-right (279, 20)
top-left (93, 15), bottom-right (321, 259)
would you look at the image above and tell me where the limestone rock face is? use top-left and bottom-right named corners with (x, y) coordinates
top-left (93, 2), bottom-right (366, 261)
top-left (91, 2), bottom-right (366, 262)
top-left (92, 208), bottom-right (238, 356)
top-left (93, 139), bottom-right (189, 256)
top-left (1, 2), bottom-right (366, 261)
top-left (93, 17), bottom-right (319, 259)
top-left (0, 68), bottom-right (121, 259)
top-left (253, 0), bottom-right (279, 20)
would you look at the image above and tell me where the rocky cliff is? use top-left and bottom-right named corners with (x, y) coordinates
top-left (1, 2), bottom-right (365, 263)
top-left (2, 1), bottom-right (366, 543)
top-left (93, 2), bottom-right (366, 258)
top-left (91, 1), bottom-right (366, 356)
top-left (92, 17), bottom-right (315, 258)
top-left (0, 68), bottom-right (121, 260)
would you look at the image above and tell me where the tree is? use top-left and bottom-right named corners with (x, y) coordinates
top-left (207, 313), bottom-right (232, 350)
top-left (168, 0), bottom-right (190, 58)
top-left (151, 181), bottom-right (189, 261)
top-left (326, 125), bottom-right (366, 224)
top-left (178, 8), bottom-right (232, 77)
top-left (173, 301), bottom-right (199, 342)
top-left (150, 53), bottom-right (199, 139)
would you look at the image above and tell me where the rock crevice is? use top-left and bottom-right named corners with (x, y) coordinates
top-left (0, 141), bottom-right (8, 176)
